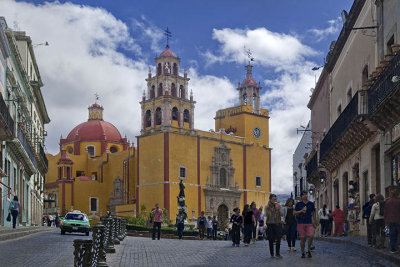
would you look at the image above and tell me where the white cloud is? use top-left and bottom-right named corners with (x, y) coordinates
top-left (309, 17), bottom-right (342, 42)
top-left (132, 15), bottom-right (164, 54)
top-left (203, 27), bottom-right (316, 194)
top-left (204, 27), bottom-right (316, 68)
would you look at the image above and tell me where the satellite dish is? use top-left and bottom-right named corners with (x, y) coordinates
top-left (341, 10), bottom-right (349, 26)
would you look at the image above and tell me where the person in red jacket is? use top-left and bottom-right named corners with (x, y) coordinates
top-left (329, 205), bottom-right (345, 236)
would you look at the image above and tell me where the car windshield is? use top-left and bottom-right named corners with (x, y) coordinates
top-left (65, 213), bottom-right (85, 220)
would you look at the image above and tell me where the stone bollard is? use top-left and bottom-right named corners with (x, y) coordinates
top-left (73, 239), bottom-right (93, 267)
top-left (117, 218), bottom-right (123, 241)
top-left (103, 218), bottom-right (115, 253)
top-left (91, 224), bottom-right (107, 267)
top-left (112, 217), bottom-right (120, 245)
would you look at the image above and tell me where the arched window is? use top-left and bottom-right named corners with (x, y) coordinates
top-left (183, 109), bottom-right (190, 123)
top-left (172, 107), bottom-right (178, 121)
top-left (180, 85), bottom-right (185, 99)
top-left (66, 167), bottom-right (71, 179)
top-left (220, 168), bottom-right (226, 187)
top-left (110, 146), bottom-right (118, 153)
top-left (243, 93), bottom-right (247, 105)
top-left (155, 107), bottom-right (162, 125)
top-left (158, 83), bottom-right (163, 97)
top-left (145, 110), bottom-right (151, 127)
top-left (58, 167), bottom-right (62, 179)
top-left (253, 93), bottom-right (257, 108)
top-left (173, 63), bottom-right (178, 75)
top-left (150, 86), bottom-right (155, 99)
top-left (171, 83), bottom-right (177, 97)
top-left (157, 63), bottom-right (161, 76)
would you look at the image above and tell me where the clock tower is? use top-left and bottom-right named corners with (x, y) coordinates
top-left (214, 64), bottom-right (269, 146)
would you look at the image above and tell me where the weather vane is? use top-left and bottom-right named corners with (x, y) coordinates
top-left (95, 93), bottom-right (100, 102)
top-left (164, 27), bottom-right (172, 46)
top-left (244, 46), bottom-right (255, 65)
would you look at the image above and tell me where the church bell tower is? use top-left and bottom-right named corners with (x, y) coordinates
top-left (140, 45), bottom-right (195, 134)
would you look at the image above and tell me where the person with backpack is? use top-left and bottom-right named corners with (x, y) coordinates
top-left (212, 216), bottom-right (219, 240)
top-left (318, 204), bottom-right (329, 237)
top-left (369, 194), bottom-right (386, 249)
top-left (197, 211), bottom-right (207, 240)
top-left (362, 194), bottom-right (375, 245)
top-left (8, 196), bottom-right (20, 229)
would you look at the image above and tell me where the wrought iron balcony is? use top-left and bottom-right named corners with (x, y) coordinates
top-left (7, 124), bottom-right (38, 176)
top-left (38, 143), bottom-right (48, 174)
top-left (306, 152), bottom-right (318, 182)
top-left (0, 93), bottom-right (14, 140)
top-left (368, 52), bottom-right (400, 130)
top-left (319, 92), bottom-right (373, 171)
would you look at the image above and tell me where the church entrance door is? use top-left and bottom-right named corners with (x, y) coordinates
top-left (217, 204), bottom-right (229, 224)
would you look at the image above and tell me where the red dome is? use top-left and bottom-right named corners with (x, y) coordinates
top-left (66, 120), bottom-right (123, 143)
top-left (159, 46), bottom-right (177, 58)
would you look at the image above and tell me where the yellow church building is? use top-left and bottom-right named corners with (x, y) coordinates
top-left (45, 45), bottom-right (271, 222)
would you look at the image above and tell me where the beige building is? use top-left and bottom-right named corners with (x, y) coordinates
top-left (306, 0), bottom-right (400, 236)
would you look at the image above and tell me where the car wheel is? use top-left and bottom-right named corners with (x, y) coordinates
top-left (85, 232), bottom-right (89, 236)
top-left (61, 230), bottom-right (65, 235)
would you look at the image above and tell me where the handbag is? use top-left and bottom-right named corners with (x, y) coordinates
top-left (6, 213), bottom-right (11, 222)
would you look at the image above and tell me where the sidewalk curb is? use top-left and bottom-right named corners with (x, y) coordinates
top-left (316, 237), bottom-right (400, 265)
top-left (0, 228), bottom-right (56, 242)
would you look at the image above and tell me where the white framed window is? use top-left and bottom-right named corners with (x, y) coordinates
top-left (89, 197), bottom-right (99, 212)
top-left (179, 166), bottom-right (187, 179)
top-left (86, 146), bottom-right (95, 157)
top-left (255, 176), bottom-right (261, 187)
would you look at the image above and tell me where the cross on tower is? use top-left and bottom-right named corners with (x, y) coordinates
top-left (164, 27), bottom-right (172, 46)
top-left (94, 93), bottom-right (100, 102)
top-left (244, 46), bottom-right (255, 65)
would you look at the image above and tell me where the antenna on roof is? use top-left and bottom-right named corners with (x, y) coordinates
top-left (164, 27), bottom-right (172, 47)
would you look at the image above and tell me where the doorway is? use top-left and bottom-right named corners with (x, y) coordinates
top-left (217, 204), bottom-right (229, 224)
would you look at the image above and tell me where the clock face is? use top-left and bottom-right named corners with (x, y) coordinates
top-left (253, 127), bottom-right (261, 139)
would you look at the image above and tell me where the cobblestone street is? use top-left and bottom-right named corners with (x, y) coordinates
top-left (0, 230), bottom-right (398, 267)
top-left (108, 236), bottom-right (399, 267)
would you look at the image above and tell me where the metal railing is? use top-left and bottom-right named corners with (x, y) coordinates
top-left (17, 125), bottom-right (37, 168)
top-left (39, 144), bottom-right (48, 168)
top-left (320, 92), bottom-right (359, 160)
top-left (73, 216), bottom-right (127, 267)
top-left (306, 153), bottom-right (318, 179)
top-left (368, 52), bottom-right (400, 114)
top-left (0, 93), bottom-right (14, 136)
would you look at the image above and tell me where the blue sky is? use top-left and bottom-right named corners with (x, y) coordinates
top-left (2, 0), bottom-right (352, 193)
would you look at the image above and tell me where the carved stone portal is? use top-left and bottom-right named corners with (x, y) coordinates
top-left (108, 176), bottom-right (124, 214)
top-left (204, 143), bottom-right (241, 222)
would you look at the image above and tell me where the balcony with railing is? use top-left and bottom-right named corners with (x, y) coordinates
top-left (368, 51), bottom-right (400, 130)
top-left (7, 123), bottom-right (38, 176)
top-left (306, 152), bottom-right (318, 183)
top-left (319, 92), bottom-right (373, 171)
top-left (0, 93), bottom-right (14, 140)
top-left (37, 143), bottom-right (48, 174)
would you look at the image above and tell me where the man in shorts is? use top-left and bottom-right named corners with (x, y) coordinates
top-left (294, 191), bottom-right (318, 258)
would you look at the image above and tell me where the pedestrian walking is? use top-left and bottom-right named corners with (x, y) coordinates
top-left (369, 194), bottom-right (386, 249)
top-left (362, 194), bottom-right (375, 245)
top-left (8, 196), bottom-right (20, 229)
top-left (197, 211), bottom-right (207, 240)
top-left (242, 204), bottom-right (255, 246)
top-left (264, 194), bottom-right (283, 258)
top-left (251, 202), bottom-right (260, 243)
top-left (206, 216), bottom-right (213, 239)
top-left (329, 205), bottom-right (345, 237)
top-left (230, 207), bottom-right (242, 247)
top-left (318, 204), bottom-right (329, 237)
top-left (151, 203), bottom-right (163, 240)
top-left (294, 191), bottom-right (317, 259)
top-left (212, 216), bottom-right (219, 240)
top-left (175, 210), bottom-right (185, 240)
top-left (283, 198), bottom-right (297, 251)
top-left (384, 188), bottom-right (400, 254)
